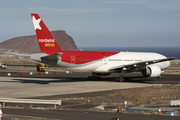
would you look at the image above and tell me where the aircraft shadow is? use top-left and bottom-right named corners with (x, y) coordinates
top-left (4, 76), bottom-right (158, 85)
top-left (9, 78), bottom-right (86, 84)
top-left (0, 73), bottom-right (176, 84)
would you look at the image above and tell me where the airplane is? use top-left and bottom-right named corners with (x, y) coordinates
top-left (6, 13), bottom-right (176, 82)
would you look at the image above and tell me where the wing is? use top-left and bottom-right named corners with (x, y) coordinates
top-left (109, 57), bottom-right (175, 72)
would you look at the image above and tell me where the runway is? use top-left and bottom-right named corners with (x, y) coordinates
top-left (0, 72), bottom-right (180, 98)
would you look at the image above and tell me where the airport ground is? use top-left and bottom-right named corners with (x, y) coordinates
top-left (0, 59), bottom-right (180, 119)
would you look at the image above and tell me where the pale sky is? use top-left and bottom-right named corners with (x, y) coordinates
top-left (0, 0), bottom-right (180, 47)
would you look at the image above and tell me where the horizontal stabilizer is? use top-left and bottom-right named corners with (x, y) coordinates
top-left (41, 53), bottom-right (63, 60)
top-left (40, 53), bottom-right (63, 66)
top-left (4, 52), bottom-right (30, 57)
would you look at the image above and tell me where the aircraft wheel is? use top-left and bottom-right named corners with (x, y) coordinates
top-left (94, 76), bottom-right (101, 80)
top-left (87, 76), bottom-right (92, 80)
top-left (115, 77), bottom-right (125, 82)
top-left (115, 77), bottom-right (120, 82)
top-left (97, 76), bottom-right (101, 80)
top-left (87, 76), bottom-right (101, 81)
top-left (124, 77), bottom-right (129, 81)
top-left (119, 78), bottom-right (124, 82)
top-left (157, 76), bottom-right (161, 78)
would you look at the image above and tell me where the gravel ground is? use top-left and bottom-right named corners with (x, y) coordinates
top-left (32, 84), bottom-right (180, 107)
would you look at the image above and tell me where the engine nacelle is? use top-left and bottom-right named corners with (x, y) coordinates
top-left (141, 65), bottom-right (161, 78)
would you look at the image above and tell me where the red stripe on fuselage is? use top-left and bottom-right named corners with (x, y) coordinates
top-left (58, 51), bottom-right (119, 64)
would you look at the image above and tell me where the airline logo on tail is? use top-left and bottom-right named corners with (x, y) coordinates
top-left (32, 16), bottom-right (42, 30)
top-left (31, 13), bottom-right (62, 54)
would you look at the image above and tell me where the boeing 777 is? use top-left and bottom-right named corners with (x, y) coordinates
top-left (6, 13), bottom-right (176, 82)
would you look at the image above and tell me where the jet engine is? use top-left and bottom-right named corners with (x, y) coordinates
top-left (141, 65), bottom-right (161, 78)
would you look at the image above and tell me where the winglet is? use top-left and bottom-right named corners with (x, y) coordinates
top-left (31, 13), bottom-right (63, 54)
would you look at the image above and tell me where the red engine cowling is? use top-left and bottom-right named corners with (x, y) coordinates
top-left (141, 65), bottom-right (161, 78)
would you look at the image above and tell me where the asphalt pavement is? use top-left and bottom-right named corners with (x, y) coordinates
top-left (0, 71), bottom-right (180, 84)
top-left (2, 108), bottom-right (180, 120)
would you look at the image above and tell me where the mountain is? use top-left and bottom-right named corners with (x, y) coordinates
top-left (0, 30), bottom-right (77, 54)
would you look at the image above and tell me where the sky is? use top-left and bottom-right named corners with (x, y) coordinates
top-left (0, 0), bottom-right (180, 48)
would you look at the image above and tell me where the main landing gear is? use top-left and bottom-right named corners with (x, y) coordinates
top-left (87, 74), bottom-right (101, 80)
top-left (115, 69), bottom-right (127, 82)
top-left (115, 76), bottom-right (126, 82)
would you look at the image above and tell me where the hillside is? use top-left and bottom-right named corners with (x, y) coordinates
top-left (0, 30), bottom-right (77, 54)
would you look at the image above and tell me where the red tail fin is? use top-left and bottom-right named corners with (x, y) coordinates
top-left (31, 13), bottom-right (62, 54)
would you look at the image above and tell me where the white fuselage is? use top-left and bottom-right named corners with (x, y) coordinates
top-left (54, 52), bottom-right (170, 73)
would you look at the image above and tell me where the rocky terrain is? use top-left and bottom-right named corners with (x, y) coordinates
top-left (0, 30), bottom-right (77, 54)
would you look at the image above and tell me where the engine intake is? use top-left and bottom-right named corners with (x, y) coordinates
top-left (141, 65), bottom-right (161, 78)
